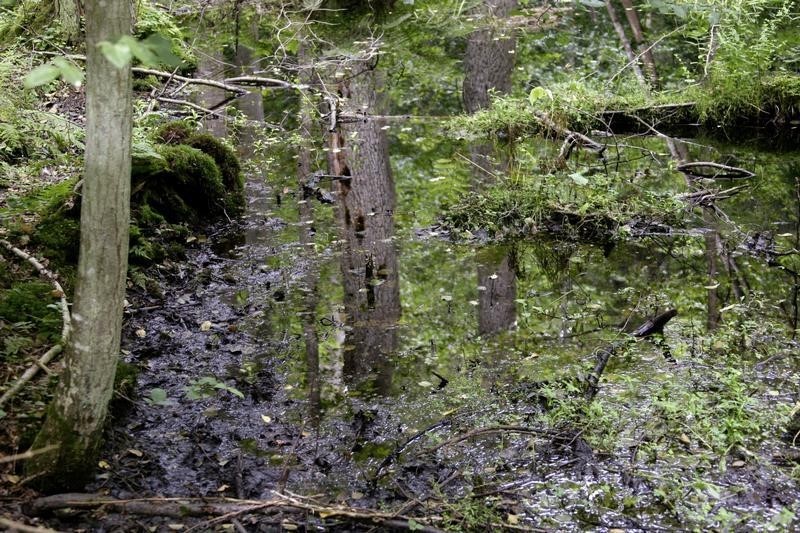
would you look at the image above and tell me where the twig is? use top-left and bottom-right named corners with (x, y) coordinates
top-left (0, 240), bottom-right (72, 408)
top-left (0, 518), bottom-right (62, 533)
top-left (676, 161), bottom-right (755, 180)
top-left (0, 444), bottom-right (59, 465)
top-left (423, 425), bottom-right (557, 456)
top-left (156, 97), bottom-right (226, 117)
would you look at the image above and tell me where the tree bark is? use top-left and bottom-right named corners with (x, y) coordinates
top-left (26, 0), bottom-right (132, 490)
top-left (618, 0), bottom-right (658, 87)
top-left (464, 0), bottom-right (518, 335)
top-left (462, 0), bottom-right (517, 114)
top-left (56, 0), bottom-right (82, 43)
top-left (331, 64), bottom-right (400, 395)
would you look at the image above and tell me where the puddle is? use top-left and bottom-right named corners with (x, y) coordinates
top-left (95, 83), bottom-right (800, 529)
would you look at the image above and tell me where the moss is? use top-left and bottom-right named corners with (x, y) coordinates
top-left (186, 133), bottom-right (245, 216)
top-left (155, 120), bottom-right (197, 145)
top-left (160, 144), bottom-right (226, 214)
top-left (110, 361), bottom-right (139, 415)
top-left (25, 400), bottom-right (106, 492)
top-left (0, 281), bottom-right (62, 343)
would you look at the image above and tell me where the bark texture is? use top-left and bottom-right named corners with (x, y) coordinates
top-left (463, 0), bottom-right (517, 114)
top-left (333, 64), bottom-right (400, 394)
top-left (464, 0), bottom-right (518, 335)
top-left (27, 0), bottom-right (132, 490)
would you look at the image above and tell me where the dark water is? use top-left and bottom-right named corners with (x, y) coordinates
top-left (97, 79), bottom-right (800, 530)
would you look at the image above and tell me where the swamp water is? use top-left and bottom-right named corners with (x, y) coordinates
top-left (98, 98), bottom-right (800, 530)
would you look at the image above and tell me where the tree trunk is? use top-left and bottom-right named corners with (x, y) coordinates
top-left (618, 0), bottom-right (658, 87)
top-left (26, 0), bottom-right (132, 490)
top-left (464, 0), bottom-right (518, 335)
top-left (56, 0), bottom-right (82, 43)
top-left (462, 0), bottom-right (517, 114)
top-left (331, 63), bottom-right (400, 395)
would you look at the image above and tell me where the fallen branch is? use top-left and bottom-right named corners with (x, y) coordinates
top-left (676, 161), bottom-right (755, 180)
top-left (0, 444), bottom-right (59, 465)
top-left (585, 309), bottom-right (678, 401)
top-left (28, 493), bottom-right (446, 533)
top-left (0, 517), bottom-right (61, 533)
top-left (423, 425), bottom-right (559, 456)
top-left (0, 240), bottom-right (71, 408)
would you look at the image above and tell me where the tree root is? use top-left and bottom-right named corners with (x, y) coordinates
top-left (0, 240), bottom-right (71, 408)
top-left (28, 492), bottom-right (446, 533)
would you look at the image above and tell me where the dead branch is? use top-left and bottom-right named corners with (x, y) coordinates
top-left (28, 493), bottom-right (446, 533)
top-left (676, 162), bottom-right (755, 180)
top-left (0, 240), bottom-right (72, 409)
top-left (679, 185), bottom-right (749, 207)
top-left (156, 96), bottom-right (225, 117)
top-left (535, 112), bottom-right (606, 163)
top-left (0, 517), bottom-right (61, 533)
top-left (0, 445), bottom-right (59, 465)
top-left (423, 425), bottom-right (558, 456)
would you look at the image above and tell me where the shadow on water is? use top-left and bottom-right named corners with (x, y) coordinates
top-left (98, 51), bottom-right (800, 531)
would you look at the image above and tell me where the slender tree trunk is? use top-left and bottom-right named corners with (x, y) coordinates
top-left (618, 0), bottom-right (658, 87)
top-left (27, 0), bottom-right (132, 490)
top-left (604, 0), bottom-right (647, 88)
top-left (464, 0), bottom-right (518, 335)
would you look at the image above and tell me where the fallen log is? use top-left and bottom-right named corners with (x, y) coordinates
top-left (27, 493), bottom-right (446, 533)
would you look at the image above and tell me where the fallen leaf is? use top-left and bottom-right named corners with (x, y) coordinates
top-left (732, 460), bottom-right (746, 468)
top-left (261, 414), bottom-right (272, 424)
top-left (200, 321), bottom-right (212, 331)
top-left (98, 460), bottom-right (110, 469)
top-left (679, 433), bottom-right (691, 445)
top-left (167, 524), bottom-right (184, 531)
top-left (127, 448), bottom-right (143, 457)
top-left (135, 328), bottom-right (146, 338)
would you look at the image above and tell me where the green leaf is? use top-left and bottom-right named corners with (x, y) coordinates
top-left (528, 86), bottom-right (552, 105)
top-left (52, 57), bottom-right (84, 87)
top-left (23, 63), bottom-right (60, 88)
top-left (142, 34), bottom-right (182, 67)
top-left (570, 172), bottom-right (589, 185)
top-left (98, 40), bottom-right (133, 69)
top-left (147, 388), bottom-right (170, 405)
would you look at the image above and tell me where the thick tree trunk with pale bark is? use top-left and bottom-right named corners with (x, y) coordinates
top-left (26, 0), bottom-right (132, 490)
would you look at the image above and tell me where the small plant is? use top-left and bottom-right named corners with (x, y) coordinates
top-left (184, 376), bottom-right (244, 400)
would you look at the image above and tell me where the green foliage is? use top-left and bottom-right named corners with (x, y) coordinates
top-left (0, 281), bottom-right (61, 344)
top-left (185, 376), bottom-right (244, 400)
top-left (135, 0), bottom-right (197, 71)
top-left (442, 173), bottom-right (684, 242)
